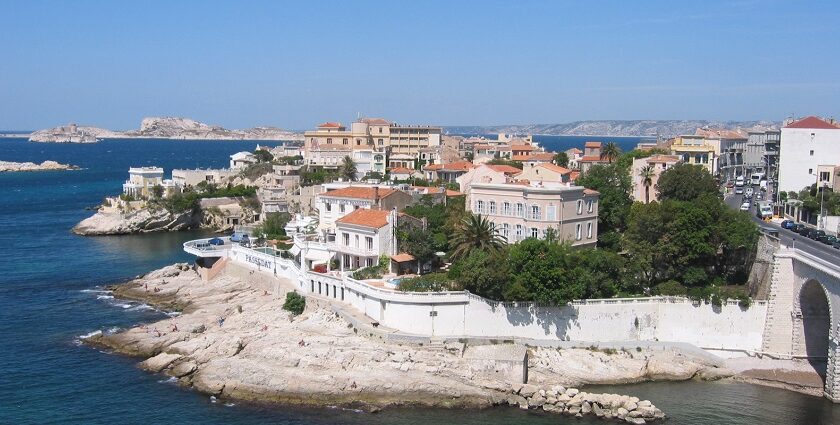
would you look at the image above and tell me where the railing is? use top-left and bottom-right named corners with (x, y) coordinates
top-left (183, 237), bottom-right (233, 256)
top-left (778, 248), bottom-right (840, 278)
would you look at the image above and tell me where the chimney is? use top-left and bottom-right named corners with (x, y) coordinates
top-left (373, 186), bottom-right (380, 208)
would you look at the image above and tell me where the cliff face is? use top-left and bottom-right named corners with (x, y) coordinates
top-left (72, 207), bottom-right (199, 235)
top-left (30, 117), bottom-right (303, 142)
top-left (446, 120), bottom-right (779, 138)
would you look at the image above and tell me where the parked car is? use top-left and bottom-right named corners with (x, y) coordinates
top-left (739, 202), bottom-right (751, 211)
top-left (797, 226), bottom-right (812, 236)
top-left (807, 229), bottom-right (826, 240)
top-left (834, 239), bottom-right (840, 249)
top-left (792, 223), bottom-right (806, 233)
top-left (735, 187), bottom-right (744, 195)
top-left (780, 220), bottom-right (792, 229)
top-left (819, 235), bottom-right (837, 245)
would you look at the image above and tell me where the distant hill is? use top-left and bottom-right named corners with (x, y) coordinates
top-left (444, 120), bottom-right (780, 138)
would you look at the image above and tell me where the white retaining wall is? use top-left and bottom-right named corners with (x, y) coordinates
top-left (221, 245), bottom-right (768, 354)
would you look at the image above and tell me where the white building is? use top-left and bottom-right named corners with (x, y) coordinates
top-left (122, 167), bottom-right (177, 198)
top-left (315, 186), bottom-right (414, 237)
top-left (171, 168), bottom-right (238, 188)
top-left (779, 116), bottom-right (840, 193)
top-left (258, 185), bottom-right (289, 219)
top-left (230, 151), bottom-right (257, 169)
top-left (331, 209), bottom-right (398, 271)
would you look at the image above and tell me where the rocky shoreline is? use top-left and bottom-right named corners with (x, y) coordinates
top-left (72, 208), bottom-right (198, 235)
top-left (83, 264), bottom-right (778, 422)
top-left (0, 160), bottom-right (79, 172)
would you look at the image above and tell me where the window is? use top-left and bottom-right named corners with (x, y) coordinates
top-left (531, 205), bottom-right (540, 220)
top-left (530, 227), bottom-right (539, 238)
top-left (378, 138), bottom-right (384, 146)
top-left (339, 204), bottom-right (345, 213)
top-left (587, 222), bottom-right (593, 239)
top-left (356, 139), bottom-right (362, 146)
top-left (365, 236), bottom-right (373, 250)
top-left (327, 138), bottom-right (332, 144)
top-left (810, 150), bottom-right (815, 156)
top-left (515, 225), bottom-right (524, 241)
top-left (325, 203), bottom-right (332, 212)
top-left (489, 201), bottom-right (496, 214)
top-left (354, 235), bottom-right (359, 248)
top-left (476, 200), bottom-right (485, 214)
top-left (577, 200), bottom-right (583, 214)
top-left (503, 202), bottom-right (511, 215)
top-left (587, 199), bottom-right (593, 213)
top-left (809, 168), bottom-right (813, 175)
top-left (366, 257), bottom-right (373, 268)
top-left (501, 223), bottom-right (510, 239)
top-left (516, 203), bottom-right (524, 217)
top-left (575, 224), bottom-right (582, 240)
top-left (343, 138), bottom-right (348, 145)
top-left (547, 205), bottom-right (556, 221)
top-left (342, 233), bottom-right (350, 246)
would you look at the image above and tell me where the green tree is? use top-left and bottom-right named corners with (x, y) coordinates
top-left (575, 163), bottom-right (633, 238)
top-left (448, 249), bottom-right (510, 300)
top-left (256, 212), bottom-right (291, 239)
top-left (282, 292), bottom-right (306, 315)
top-left (656, 163), bottom-right (718, 202)
top-left (150, 184), bottom-right (165, 199)
top-left (339, 156), bottom-right (357, 181)
top-left (449, 214), bottom-right (506, 260)
top-left (639, 165), bottom-right (655, 204)
top-left (553, 152), bottom-right (569, 167)
top-left (600, 142), bottom-right (621, 163)
top-left (254, 149), bottom-right (273, 163)
top-left (396, 222), bottom-right (437, 265)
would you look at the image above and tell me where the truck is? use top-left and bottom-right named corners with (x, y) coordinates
top-left (735, 175), bottom-right (745, 187)
top-left (756, 201), bottom-right (773, 220)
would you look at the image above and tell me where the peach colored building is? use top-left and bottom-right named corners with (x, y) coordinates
top-left (516, 163), bottom-right (573, 184)
top-left (631, 155), bottom-right (681, 203)
top-left (468, 182), bottom-right (599, 248)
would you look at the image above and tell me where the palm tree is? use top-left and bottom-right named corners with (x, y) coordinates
top-left (339, 156), bottom-right (357, 181)
top-left (639, 165), bottom-right (655, 204)
top-left (600, 142), bottom-right (621, 164)
top-left (449, 214), bottom-right (506, 259)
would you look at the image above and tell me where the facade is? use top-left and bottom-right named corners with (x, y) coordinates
top-left (696, 128), bottom-right (747, 180)
top-left (316, 186), bottom-right (414, 236)
top-left (816, 164), bottom-right (840, 192)
top-left (305, 146), bottom-right (352, 168)
top-left (631, 155), bottom-right (681, 203)
top-left (515, 163), bottom-right (572, 184)
top-left (578, 142), bottom-right (609, 173)
top-left (779, 116), bottom-right (840, 193)
top-left (303, 119), bottom-right (442, 158)
top-left (515, 152), bottom-right (555, 167)
top-left (172, 168), bottom-right (237, 188)
top-left (258, 185), bottom-right (289, 219)
top-left (745, 131), bottom-right (768, 172)
top-left (423, 161), bottom-right (476, 182)
top-left (352, 149), bottom-right (386, 177)
top-left (331, 209), bottom-right (398, 271)
top-left (389, 167), bottom-right (423, 181)
top-left (670, 135), bottom-right (719, 176)
top-left (468, 182), bottom-right (600, 248)
top-left (122, 167), bottom-right (177, 198)
top-left (565, 148), bottom-right (583, 169)
top-left (456, 164), bottom-right (520, 204)
top-left (230, 151), bottom-right (257, 169)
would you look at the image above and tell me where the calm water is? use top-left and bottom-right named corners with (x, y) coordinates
top-left (1, 137), bottom-right (838, 424)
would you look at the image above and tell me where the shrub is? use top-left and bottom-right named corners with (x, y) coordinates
top-left (654, 280), bottom-right (687, 296)
top-left (282, 292), bottom-right (306, 316)
top-left (352, 265), bottom-right (385, 280)
top-left (399, 273), bottom-right (451, 292)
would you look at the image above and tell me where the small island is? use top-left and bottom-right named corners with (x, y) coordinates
top-left (0, 160), bottom-right (79, 172)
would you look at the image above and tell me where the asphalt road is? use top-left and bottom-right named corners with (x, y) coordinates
top-left (724, 192), bottom-right (840, 264)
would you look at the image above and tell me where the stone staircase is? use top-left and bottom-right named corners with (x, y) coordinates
top-left (761, 256), bottom-right (794, 357)
top-left (427, 338), bottom-right (447, 352)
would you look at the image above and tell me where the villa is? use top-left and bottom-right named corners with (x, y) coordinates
top-left (578, 142), bottom-right (610, 173)
top-left (631, 154), bottom-right (681, 203)
top-left (230, 151), bottom-right (257, 169)
top-left (515, 162), bottom-right (573, 184)
top-left (423, 161), bottom-right (475, 183)
top-left (316, 186), bottom-right (414, 238)
top-left (122, 166), bottom-right (178, 199)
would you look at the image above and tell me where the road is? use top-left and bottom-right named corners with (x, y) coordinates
top-left (724, 192), bottom-right (840, 264)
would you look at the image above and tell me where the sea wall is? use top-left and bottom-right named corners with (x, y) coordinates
top-left (224, 246), bottom-right (767, 356)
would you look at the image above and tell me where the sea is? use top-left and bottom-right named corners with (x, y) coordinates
top-left (1, 137), bottom-right (838, 424)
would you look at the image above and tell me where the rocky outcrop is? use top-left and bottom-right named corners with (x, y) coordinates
top-left (30, 117), bottom-right (303, 142)
top-left (72, 208), bottom-right (198, 235)
top-left (0, 160), bottom-right (79, 172)
top-left (80, 264), bottom-right (732, 419)
top-left (445, 120), bottom-right (779, 138)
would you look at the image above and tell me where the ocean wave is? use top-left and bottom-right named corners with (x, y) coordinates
top-left (129, 303), bottom-right (154, 311)
top-left (115, 303), bottom-right (133, 309)
top-left (80, 288), bottom-right (111, 294)
top-left (224, 403), bottom-right (235, 407)
top-left (158, 377), bottom-right (178, 384)
top-left (78, 330), bottom-right (102, 339)
top-left (96, 294), bottom-right (114, 300)
top-left (105, 327), bottom-right (122, 335)
top-left (210, 396), bottom-right (218, 403)
top-left (165, 311), bottom-right (182, 317)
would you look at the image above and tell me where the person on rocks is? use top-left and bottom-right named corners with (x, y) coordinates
top-left (218, 317), bottom-right (225, 327)
top-left (171, 323), bottom-right (178, 332)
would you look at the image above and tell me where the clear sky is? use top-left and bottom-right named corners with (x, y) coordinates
top-left (1, 0), bottom-right (839, 130)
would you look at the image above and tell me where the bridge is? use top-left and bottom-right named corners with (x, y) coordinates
top-left (762, 247), bottom-right (840, 401)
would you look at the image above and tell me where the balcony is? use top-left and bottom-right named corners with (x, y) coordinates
top-left (327, 242), bottom-right (380, 257)
top-left (183, 236), bottom-right (233, 257)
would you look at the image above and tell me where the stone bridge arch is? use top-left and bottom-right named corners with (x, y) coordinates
top-left (794, 279), bottom-right (833, 378)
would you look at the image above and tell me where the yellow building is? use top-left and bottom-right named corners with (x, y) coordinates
top-left (670, 135), bottom-right (719, 175)
top-left (303, 118), bottom-right (441, 158)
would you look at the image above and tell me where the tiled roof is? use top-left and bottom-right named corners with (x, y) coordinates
top-left (390, 253), bottom-right (416, 262)
top-left (580, 155), bottom-right (608, 162)
top-left (526, 152), bottom-right (556, 161)
top-left (317, 122), bottom-right (342, 128)
top-left (430, 161), bottom-right (475, 172)
top-left (584, 141), bottom-right (602, 148)
top-left (486, 164), bottom-right (522, 174)
top-left (695, 128), bottom-right (747, 139)
top-left (645, 154), bottom-right (681, 164)
top-left (336, 209), bottom-right (390, 228)
top-left (566, 148), bottom-right (582, 154)
top-left (446, 189), bottom-right (463, 197)
top-left (322, 186), bottom-right (397, 200)
top-left (389, 167), bottom-right (415, 174)
top-left (360, 118), bottom-right (391, 125)
top-left (569, 171), bottom-right (581, 181)
top-left (423, 163), bottom-right (443, 171)
top-left (583, 188), bottom-right (600, 195)
top-left (784, 116), bottom-right (840, 130)
top-left (511, 144), bottom-right (538, 151)
top-left (537, 163), bottom-right (572, 174)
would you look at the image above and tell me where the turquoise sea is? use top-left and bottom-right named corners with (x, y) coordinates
top-left (1, 137), bottom-right (838, 424)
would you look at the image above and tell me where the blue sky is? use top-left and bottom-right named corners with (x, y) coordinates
top-left (1, 0), bottom-right (839, 130)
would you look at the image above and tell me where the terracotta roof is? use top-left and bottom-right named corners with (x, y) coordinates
top-left (695, 128), bottom-right (747, 139)
top-left (390, 253), bottom-right (416, 262)
top-left (537, 163), bottom-right (572, 174)
top-left (645, 154), bottom-right (681, 164)
top-left (511, 144), bottom-right (538, 151)
top-left (432, 161), bottom-right (475, 172)
top-left (566, 148), bottom-right (582, 154)
top-left (584, 141), bottom-right (602, 148)
top-left (360, 118), bottom-right (391, 125)
top-left (583, 188), bottom-right (600, 196)
top-left (446, 189), bottom-right (463, 197)
top-left (322, 186), bottom-right (397, 200)
top-left (486, 164), bottom-right (522, 174)
top-left (569, 171), bottom-right (581, 181)
top-left (424, 163), bottom-right (443, 171)
top-left (511, 155), bottom-right (532, 161)
top-left (580, 155), bottom-right (608, 162)
top-left (317, 122), bottom-right (342, 128)
top-left (336, 208), bottom-right (390, 229)
top-left (784, 116), bottom-right (840, 130)
top-left (526, 152), bottom-right (556, 161)
top-left (388, 167), bottom-right (415, 174)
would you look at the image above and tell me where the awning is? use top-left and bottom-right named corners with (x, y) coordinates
top-left (305, 249), bottom-right (332, 264)
top-left (390, 253), bottom-right (416, 263)
top-left (289, 245), bottom-right (301, 256)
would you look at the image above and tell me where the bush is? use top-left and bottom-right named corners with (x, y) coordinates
top-left (654, 280), bottom-right (687, 296)
top-left (352, 265), bottom-right (385, 280)
top-left (240, 162), bottom-right (274, 180)
top-left (399, 273), bottom-right (451, 292)
top-left (282, 292), bottom-right (306, 316)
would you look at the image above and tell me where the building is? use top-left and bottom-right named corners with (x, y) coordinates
top-left (578, 142), bottom-right (610, 173)
top-left (745, 131), bottom-right (768, 172)
top-left (303, 119), bottom-right (442, 158)
top-left (389, 167), bottom-right (423, 181)
top-left (331, 209), bottom-right (398, 271)
top-left (258, 185), bottom-right (289, 219)
top-left (565, 148), bottom-right (583, 169)
top-left (316, 186), bottom-right (414, 237)
top-left (456, 164), bottom-right (521, 203)
top-left (352, 149), bottom-right (386, 178)
top-left (696, 128), bottom-right (747, 181)
top-left (171, 168), bottom-right (238, 188)
top-left (514, 152), bottom-right (555, 167)
top-left (631, 155), bottom-right (681, 203)
top-left (468, 181), bottom-right (599, 248)
top-left (423, 161), bottom-right (476, 183)
top-left (305, 146), bottom-right (352, 168)
top-left (230, 151), bottom-right (257, 169)
top-left (779, 116), bottom-right (840, 193)
top-left (515, 163), bottom-right (573, 184)
top-left (669, 135), bottom-right (719, 176)
top-left (816, 164), bottom-right (840, 192)
top-left (122, 167), bottom-right (177, 199)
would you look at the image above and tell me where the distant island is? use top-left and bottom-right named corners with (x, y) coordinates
top-left (0, 160), bottom-right (79, 172)
top-left (28, 117), bottom-right (304, 143)
top-left (444, 120), bottom-right (779, 138)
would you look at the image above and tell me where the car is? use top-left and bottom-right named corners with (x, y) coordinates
top-left (734, 187), bottom-right (744, 195)
top-left (819, 235), bottom-right (837, 245)
top-left (745, 188), bottom-right (754, 197)
top-left (784, 220), bottom-right (797, 230)
top-left (834, 239), bottom-right (840, 249)
top-left (808, 229), bottom-right (826, 240)
top-left (797, 226), bottom-right (812, 236)
top-left (739, 202), bottom-right (751, 211)
top-left (791, 223), bottom-right (806, 233)
top-left (781, 219), bottom-right (792, 229)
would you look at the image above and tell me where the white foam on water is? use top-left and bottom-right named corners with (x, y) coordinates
top-left (105, 327), bottom-right (121, 335)
top-left (96, 295), bottom-right (114, 300)
top-left (158, 377), bottom-right (178, 384)
top-left (78, 330), bottom-right (102, 339)
top-left (210, 396), bottom-right (217, 403)
top-left (130, 304), bottom-right (154, 311)
top-left (80, 289), bottom-right (110, 294)
top-left (115, 303), bottom-right (132, 309)
top-left (165, 311), bottom-right (182, 317)
top-left (223, 403), bottom-right (235, 407)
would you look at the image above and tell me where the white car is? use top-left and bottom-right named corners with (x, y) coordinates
top-left (740, 202), bottom-right (751, 211)
top-left (745, 187), bottom-right (753, 197)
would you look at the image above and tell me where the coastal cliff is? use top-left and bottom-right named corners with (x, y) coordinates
top-left (72, 208), bottom-right (198, 235)
top-left (0, 160), bottom-right (79, 172)
top-left (445, 120), bottom-right (779, 138)
top-left (30, 117), bottom-right (303, 142)
top-left (81, 263), bottom-right (729, 420)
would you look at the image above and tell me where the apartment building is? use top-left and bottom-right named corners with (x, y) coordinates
top-left (670, 135), bottom-right (719, 175)
top-left (578, 142), bottom-right (610, 173)
top-left (631, 155), bottom-right (681, 203)
top-left (315, 186), bottom-right (414, 237)
top-left (779, 116), bottom-right (840, 193)
top-left (122, 167), bottom-right (177, 199)
top-left (516, 163), bottom-right (573, 184)
top-left (303, 118), bottom-right (442, 158)
top-left (468, 182), bottom-right (600, 248)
